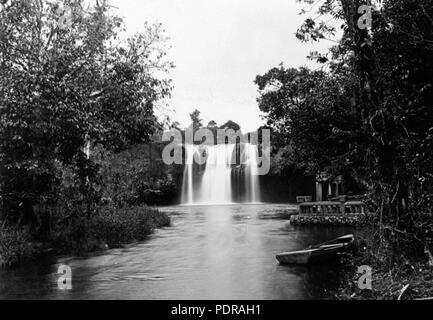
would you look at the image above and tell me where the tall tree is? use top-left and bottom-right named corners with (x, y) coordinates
top-left (259, 0), bottom-right (433, 258)
top-left (189, 109), bottom-right (203, 132)
top-left (219, 120), bottom-right (241, 132)
top-left (207, 120), bottom-right (217, 128)
top-left (0, 0), bottom-right (173, 226)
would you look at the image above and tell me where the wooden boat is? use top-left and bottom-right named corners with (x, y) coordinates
top-left (276, 234), bottom-right (355, 265)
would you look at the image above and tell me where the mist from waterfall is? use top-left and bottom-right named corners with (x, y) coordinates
top-left (181, 143), bottom-right (261, 205)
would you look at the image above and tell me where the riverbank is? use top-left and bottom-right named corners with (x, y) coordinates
top-left (335, 256), bottom-right (433, 300)
top-left (0, 205), bottom-right (170, 269)
top-left (0, 204), bottom-right (358, 299)
top-left (332, 228), bottom-right (433, 300)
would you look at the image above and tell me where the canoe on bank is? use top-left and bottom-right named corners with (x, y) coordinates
top-left (276, 234), bottom-right (355, 265)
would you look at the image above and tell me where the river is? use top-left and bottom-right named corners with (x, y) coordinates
top-left (0, 204), bottom-right (355, 299)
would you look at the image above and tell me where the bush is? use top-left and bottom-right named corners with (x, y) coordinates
top-left (0, 223), bottom-right (32, 268)
top-left (332, 223), bottom-right (433, 300)
top-left (50, 204), bottom-right (170, 254)
top-left (94, 144), bottom-right (183, 206)
top-left (92, 205), bottom-right (171, 248)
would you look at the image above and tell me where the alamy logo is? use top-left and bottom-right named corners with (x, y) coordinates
top-left (357, 5), bottom-right (372, 30)
top-left (357, 265), bottom-right (372, 290)
top-left (57, 264), bottom-right (72, 290)
top-left (162, 127), bottom-right (271, 175)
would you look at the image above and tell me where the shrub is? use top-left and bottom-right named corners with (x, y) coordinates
top-left (0, 223), bottom-right (32, 268)
top-left (94, 144), bottom-right (183, 206)
top-left (50, 204), bottom-right (170, 254)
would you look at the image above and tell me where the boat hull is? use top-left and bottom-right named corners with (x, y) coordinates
top-left (276, 250), bottom-right (313, 265)
top-left (276, 234), bottom-right (355, 265)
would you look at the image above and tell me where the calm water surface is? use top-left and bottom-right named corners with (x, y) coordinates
top-left (0, 204), bottom-right (355, 299)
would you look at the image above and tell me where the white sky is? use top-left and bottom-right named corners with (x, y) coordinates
top-left (110, 0), bottom-right (332, 132)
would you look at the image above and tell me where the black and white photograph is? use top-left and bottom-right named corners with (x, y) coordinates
top-left (0, 0), bottom-right (433, 305)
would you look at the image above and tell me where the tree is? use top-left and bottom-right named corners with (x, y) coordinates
top-left (189, 109), bottom-right (203, 132)
top-left (0, 0), bottom-right (172, 227)
top-left (219, 120), bottom-right (241, 132)
top-left (171, 121), bottom-right (181, 130)
top-left (255, 66), bottom-right (363, 177)
top-left (260, 0), bottom-right (433, 259)
top-left (207, 120), bottom-right (217, 128)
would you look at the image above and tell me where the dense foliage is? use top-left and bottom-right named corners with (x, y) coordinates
top-left (0, 223), bottom-right (32, 267)
top-left (96, 143), bottom-right (183, 206)
top-left (0, 0), bottom-right (172, 232)
top-left (50, 204), bottom-right (170, 253)
top-left (257, 0), bottom-right (433, 262)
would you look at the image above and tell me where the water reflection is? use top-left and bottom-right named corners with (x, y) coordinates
top-left (0, 204), bottom-right (354, 299)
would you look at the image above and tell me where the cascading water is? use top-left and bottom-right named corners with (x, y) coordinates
top-left (199, 144), bottom-right (235, 205)
top-left (243, 143), bottom-right (260, 203)
top-left (181, 143), bottom-right (260, 205)
top-left (181, 144), bottom-right (196, 205)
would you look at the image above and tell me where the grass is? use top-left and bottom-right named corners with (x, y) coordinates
top-left (51, 205), bottom-right (171, 254)
top-left (0, 223), bottom-right (33, 268)
top-left (94, 205), bottom-right (171, 247)
top-left (332, 227), bottom-right (433, 300)
top-left (0, 205), bottom-right (171, 268)
top-left (334, 255), bottom-right (433, 300)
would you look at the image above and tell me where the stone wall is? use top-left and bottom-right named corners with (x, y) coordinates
top-left (290, 214), bottom-right (373, 226)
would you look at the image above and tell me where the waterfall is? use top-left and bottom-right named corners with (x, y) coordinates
top-left (198, 144), bottom-right (235, 205)
top-left (243, 143), bottom-right (260, 203)
top-left (181, 143), bottom-right (261, 205)
top-left (181, 144), bottom-right (196, 205)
